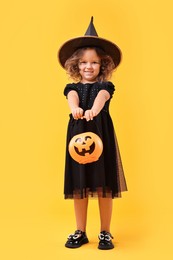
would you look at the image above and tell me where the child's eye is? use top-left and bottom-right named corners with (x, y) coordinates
top-left (79, 61), bottom-right (86, 65)
top-left (93, 61), bottom-right (100, 64)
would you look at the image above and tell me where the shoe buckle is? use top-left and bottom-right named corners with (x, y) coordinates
top-left (99, 233), bottom-right (112, 241)
top-left (105, 234), bottom-right (111, 241)
top-left (99, 233), bottom-right (105, 240)
top-left (73, 234), bottom-right (81, 240)
top-left (68, 231), bottom-right (81, 240)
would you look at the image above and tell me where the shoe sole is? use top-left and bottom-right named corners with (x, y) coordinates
top-left (65, 238), bottom-right (89, 248)
top-left (98, 244), bottom-right (114, 250)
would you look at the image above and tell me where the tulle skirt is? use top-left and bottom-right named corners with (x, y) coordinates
top-left (64, 111), bottom-right (127, 199)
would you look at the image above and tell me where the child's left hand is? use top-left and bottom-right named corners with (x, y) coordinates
top-left (83, 109), bottom-right (97, 121)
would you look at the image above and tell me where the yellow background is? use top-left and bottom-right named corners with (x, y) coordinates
top-left (0, 0), bottom-right (173, 259)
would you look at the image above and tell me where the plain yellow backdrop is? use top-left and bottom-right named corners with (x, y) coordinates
top-left (0, 0), bottom-right (173, 259)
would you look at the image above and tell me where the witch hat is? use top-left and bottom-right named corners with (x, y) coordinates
top-left (58, 17), bottom-right (121, 68)
top-left (85, 16), bottom-right (98, 36)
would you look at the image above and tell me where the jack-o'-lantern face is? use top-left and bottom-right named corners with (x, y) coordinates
top-left (68, 132), bottom-right (103, 164)
top-left (74, 135), bottom-right (95, 156)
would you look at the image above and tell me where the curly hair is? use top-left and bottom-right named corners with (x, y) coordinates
top-left (64, 47), bottom-right (115, 82)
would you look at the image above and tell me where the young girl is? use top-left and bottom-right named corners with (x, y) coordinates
top-left (58, 17), bottom-right (127, 250)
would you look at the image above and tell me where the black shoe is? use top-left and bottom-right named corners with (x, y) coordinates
top-left (65, 230), bottom-right (89, 248)
top-left (98, 231), bottom-right (114, 250)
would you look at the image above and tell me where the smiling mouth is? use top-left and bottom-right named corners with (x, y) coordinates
top-left (74, 142), bottom-right (95, 156)
top-left (84, 71), bottom-right (93, 75)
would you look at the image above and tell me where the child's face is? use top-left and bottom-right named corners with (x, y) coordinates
top-left (78, 49), bottom-right (101, 83)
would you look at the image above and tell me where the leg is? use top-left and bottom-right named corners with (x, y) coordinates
top-left (65, 198), bottom-right (89, 248)
top-left (74, 198), bottom-right (88, 232)
top-left (98, 197), bottom-right (114, 250)
top-left (98, 197), bottom-right (113, 232)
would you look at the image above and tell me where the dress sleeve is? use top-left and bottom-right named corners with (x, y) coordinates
top-left (99, 81), bottom-right (115, 98)
top-left (64, 84), bottom-right (77, 97)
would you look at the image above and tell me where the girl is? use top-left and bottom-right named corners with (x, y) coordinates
top-left (58, 17), bottom-right (127, 250)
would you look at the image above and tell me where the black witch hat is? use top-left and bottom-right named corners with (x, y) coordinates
top-left (58, 17), bottom-right (121, 68)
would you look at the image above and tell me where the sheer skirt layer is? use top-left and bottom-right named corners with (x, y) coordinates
top-left (64, 112), bottom-right (127, 199)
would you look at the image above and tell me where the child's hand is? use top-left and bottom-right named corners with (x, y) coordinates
top-left (72, 107), bottom-right (84, 120)
top-left (83, 109), bottom-right (97, 121)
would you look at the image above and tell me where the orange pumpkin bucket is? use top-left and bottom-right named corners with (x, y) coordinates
top-left (68, 132), bottom-right (103, 164)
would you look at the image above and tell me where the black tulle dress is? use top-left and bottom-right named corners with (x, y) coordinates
top-left (63, 81), bottom-right (127, 199)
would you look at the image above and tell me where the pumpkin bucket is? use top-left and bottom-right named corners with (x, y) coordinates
top-left (68, 132), bottom-right (103, 164)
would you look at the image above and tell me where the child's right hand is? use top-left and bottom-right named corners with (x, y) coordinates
top-left (71, 107), bottom-right (84, 120)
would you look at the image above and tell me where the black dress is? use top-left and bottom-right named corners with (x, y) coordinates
top-left (64, 81), bottom-right (127, 199)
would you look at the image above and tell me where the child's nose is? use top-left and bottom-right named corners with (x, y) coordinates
top-left (86, 62), bottom-right (92, 68)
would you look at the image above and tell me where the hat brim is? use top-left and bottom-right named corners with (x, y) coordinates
top-left (58, 36), bottom-right (121, 68)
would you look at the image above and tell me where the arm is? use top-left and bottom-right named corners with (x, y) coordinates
top-left (84, 90), bottom-right (110, 121)
top-left (67, 90), bottom-right (84, 119)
